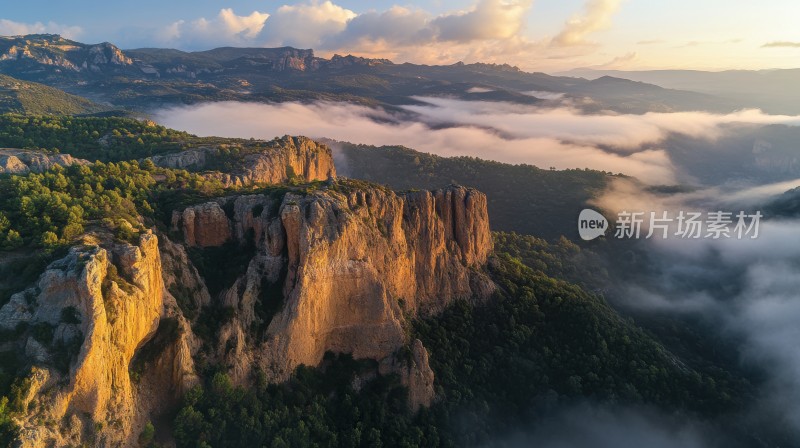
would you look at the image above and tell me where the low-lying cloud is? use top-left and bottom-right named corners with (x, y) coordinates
top-left (593, 176), bottom-right (800, 439)
top-left (157, 98), bottom-right (800, 186)
top-left (157, 100), bottom-right (675, 183)
top-left (496, 403), bottom-right (719, 448)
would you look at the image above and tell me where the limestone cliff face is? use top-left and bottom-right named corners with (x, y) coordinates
top-left (172, 201), bottom-right (232, 247)
top-left (170, 184), bottom-right (493, 407)
top-left (0, 232), bottom-right (197, 447)
top-left (148, 136), bottom-right (337, 187)
top-left (0, 148), bottom-right (87, 174)
top-left (0, 179), bottom-right (492, 446)
top-left (0, 35), bottom-right (133, 72)
top-left (147, 147), bottom-right (209, 170)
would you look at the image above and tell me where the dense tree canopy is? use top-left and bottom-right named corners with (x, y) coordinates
top-left (171, 252), bottom-right (750, 447)
top-left (0, 161), bottom-right (225, 251)
top-left (0, 114), bottom-right (188, 161)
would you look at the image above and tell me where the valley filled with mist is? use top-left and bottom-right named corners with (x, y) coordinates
top-left (1, 5), bottom-right (800, 446)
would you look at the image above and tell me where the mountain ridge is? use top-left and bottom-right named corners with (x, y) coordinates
top-left (556, 67), bottom-right (800, 114)
top-left (0, 34), bottom-right (736, 114)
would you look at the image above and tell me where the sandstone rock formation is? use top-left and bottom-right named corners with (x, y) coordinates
top-left (147, 147), bottom-right (209, 170)
top-left (0, 148), bottom-right (87, 174)
top-left (172, 201), bottom-right (231, 247)
top-left (170, 183), bottom-right (494, 408)
top-left (148, 136), bottom-right (337, 187)
top-left (0, 178), bottom-right (493, 446)
top-left (0, 35), bottom-right (133, 73)
top-left (0, 232), bottom-right (198, 447)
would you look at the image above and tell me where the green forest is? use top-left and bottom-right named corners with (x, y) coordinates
top-left (0, 75), bottom-right (107, 116)
top-left (0, 160), bottom-right (227, 253)
top-left (0, 114), bottom-right (188, 161)
top-left (168, 252), bottom-right (749, 447)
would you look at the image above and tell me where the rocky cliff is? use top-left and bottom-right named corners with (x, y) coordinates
top-left (0, 180), bottom-right (493, 446)
top-left (1, 34), bottom-right (391, 81)
top-left (0, 148), bottom-right (87, 174)
top-left (170, 183), bottom-right (493, 406)
top-left (148, 135), bottom-right (337, 187)
top-left (0, 232), bottom-right (198, 447)
top-left (0, 35), bottom-right (133, 73)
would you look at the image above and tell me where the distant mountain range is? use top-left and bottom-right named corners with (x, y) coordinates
top-left (558, 68), bottom-right (800, 115)
top-left (0, 34), bottom-right (740, 114)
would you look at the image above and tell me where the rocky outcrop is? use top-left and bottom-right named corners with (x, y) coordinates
top-left (379, 339), bottom-right (435, 411)
top-left (148, 136), bottom-right (337, 187)
top-left (0, 35), bottom-right (133, 73)
top-left (0, 148), bottom-right (87, 174)
top-left (0, 179), bottom-right (493, 446)
top-left (327, 54), bottom-right (392, 69)
top-left (148, 147), bottom-right (209, 170)
top-left (170, 183), bottom-right (493, 408)
top-left (1, 34), bottom-right (392, 81)
top-left (0, 232), bottom-right (198, 447)
top-left (172, 201), bottom-right (232, 247)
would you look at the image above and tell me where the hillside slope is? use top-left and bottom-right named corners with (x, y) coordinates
top-left (0, 74), bottom-right (105, 115)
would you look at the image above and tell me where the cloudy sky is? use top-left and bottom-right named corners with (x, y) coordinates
top-left (2, 0), bottom-right (800, 71)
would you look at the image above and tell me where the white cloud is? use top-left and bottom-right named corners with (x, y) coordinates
top-left (431, 0), bottom-right (533, 42)
top-left (0, 19), bottom-right (83, 40)
top-left (160, 9), bottom-right (269, 47)
top-left (594, 51), bottom-right (639, 69)
top-left (259, 1), bottom-right (356, 48)
top-left (552, 0), bottom-right (623, 46)
top-left (762, 41), bottom-right (800, 48)
top-left (218, 8), bottom-right (270, 39)
top-left (326, 6), bottom-right (433, 48)
top-left (147, 0), bottom-right (623, 70)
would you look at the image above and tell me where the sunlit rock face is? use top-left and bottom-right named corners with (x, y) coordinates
top-left (0, 232), bottom-right (199, 447)
top-left (0, 181), bottom-right (493, 446)
top-left (149, 135), bottom-right (337, 187)
top-left (170, 184), bottom-right (493, 407)
top-left (0, 148), bottom-right (87, 174)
